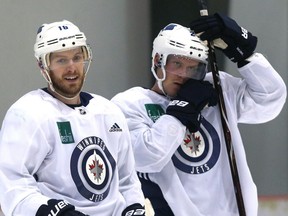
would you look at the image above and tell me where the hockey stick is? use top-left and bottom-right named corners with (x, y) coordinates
top-left (196, 1), bottom-right (246, 215)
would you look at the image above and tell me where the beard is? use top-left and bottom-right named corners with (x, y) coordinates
top-left (49, 72), bottom-right (85, 98)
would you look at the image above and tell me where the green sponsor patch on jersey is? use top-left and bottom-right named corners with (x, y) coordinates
top-left (57, 121), bottom-right (75, 144)
top-left (145, 104), bottom-right (165, 123)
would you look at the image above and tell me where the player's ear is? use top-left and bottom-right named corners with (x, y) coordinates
top-left (154, 53), bottom-right (162, 67)
top-left (38, 60), bottom-right (49, 80)
top-left (38, 60), bottom-right (45, 70)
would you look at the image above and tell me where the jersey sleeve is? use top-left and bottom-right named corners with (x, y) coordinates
top-left (206, 53), bottom-right (286, 124)
top-left (236, 53), bottom-right (286, 123)
top-left (112, 91), bottom-right (186, 173)
top-left (0, 107), bottom-right (50, 215)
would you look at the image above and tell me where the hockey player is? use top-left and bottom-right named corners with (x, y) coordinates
top-left (0, 20), bottom-right (145, 216)
top-left (111, 14), bottom-right (287, 215)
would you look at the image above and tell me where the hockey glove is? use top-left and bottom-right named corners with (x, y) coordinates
top-left (190, 13), bottom-right (257, 66)
top-left (122, 203), bottom-right (145, 216)
top-left (36, 199), bottom-right (89, 216)
top-left (166, 79), bottom-right (218, 132)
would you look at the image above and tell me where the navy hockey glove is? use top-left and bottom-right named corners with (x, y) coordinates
top-left (166, 79), bottom-right (218, 132)
top-left (190, 13), bottom-right (257, 66)
top-left (122, 203), bottom-right (145, 216)
top-left (36, 199), bottom-right (89, 216)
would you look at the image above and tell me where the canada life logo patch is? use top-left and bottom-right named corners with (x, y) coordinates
top-left (172, 117), bottom-right (220, 174)
top-left (70, 136), bottom-right (116, 202)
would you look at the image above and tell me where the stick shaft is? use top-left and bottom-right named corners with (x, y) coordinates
top-left (196, 1), bottom-right (246, 215)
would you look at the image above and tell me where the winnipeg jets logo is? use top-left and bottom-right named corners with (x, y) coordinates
top-left (88, 150), bottom-right (105, 183)
top-left (172, 117), bottom-right (221, 174)
top-left (183, 133), bottom-right (202, 156)
top-left (70, 136), bottom-right (116, 202)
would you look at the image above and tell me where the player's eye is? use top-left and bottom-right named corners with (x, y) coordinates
top-left (167, 60), bottom-right (182, 70)
top-left (73, 54), bottom-right (84, 63)
top-left (56, 58), bottom-right (69, 65)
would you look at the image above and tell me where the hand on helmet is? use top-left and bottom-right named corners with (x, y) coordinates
top-left (166, 79), bottom-right (218, 132)
top-left (190, 13), bottom-right (257, 66)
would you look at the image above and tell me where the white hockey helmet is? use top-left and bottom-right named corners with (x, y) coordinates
top-left (151, 23), bottom-right (208, 95)
top-left (34, 20), bottom-right (92, 70)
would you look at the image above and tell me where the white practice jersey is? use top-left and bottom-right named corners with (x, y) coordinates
top-left (111, 53), bottom-right (286, 216)
top-left (0, 89), bottom-right (144, 216)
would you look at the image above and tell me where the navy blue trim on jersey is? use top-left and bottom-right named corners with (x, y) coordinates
top-left (41, 88), bottom-right (93, 107)
top-left (79, 92), bottom-right (93, 107)
top-left (138, 174), bottom-right (174, 216)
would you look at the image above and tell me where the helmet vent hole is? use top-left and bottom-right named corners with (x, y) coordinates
top-left (62, 44), bottom-right (66, 47)
top-left (72, 42), bottom-right (75, 45)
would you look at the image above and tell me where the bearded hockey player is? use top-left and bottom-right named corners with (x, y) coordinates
top-left (0, 20), bottom-right (145, 216)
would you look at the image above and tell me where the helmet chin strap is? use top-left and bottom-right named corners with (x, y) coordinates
top-left (151, 62), bottom-right (171, 99)
top-left (157, 79), bottom-right (168, 97)
top-left (49, 84), bottom-right (80, 101)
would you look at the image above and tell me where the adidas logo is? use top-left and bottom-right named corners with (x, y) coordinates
top-left (109, 123), bottom-right (122, 132)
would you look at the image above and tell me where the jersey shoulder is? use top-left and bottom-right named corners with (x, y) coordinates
top-left (88, 92), bottom-right (126, 116)
top-left (112, 86), bottom-right (167, 105)
top-left (7, 89), bottom-right (52, 112)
